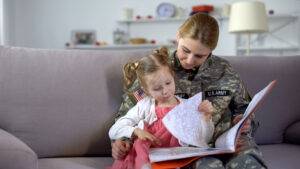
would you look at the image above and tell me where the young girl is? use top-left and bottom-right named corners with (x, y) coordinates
top-left (108, 48), bottom-right (214, 169)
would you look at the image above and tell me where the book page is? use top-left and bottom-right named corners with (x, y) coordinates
top-left (150, 80), bottom-right (276, 163)
top-left (214, 117), bottom-right (244, 151)
top-left (162, 92), bottom-right (208, 147)
top-left (149, 146), bottom-right (231, 162)
top-left (215, 80), bottom-right (276, 149)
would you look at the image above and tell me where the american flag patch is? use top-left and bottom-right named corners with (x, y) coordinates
top-left (132, 88), bottom-right (146, 102)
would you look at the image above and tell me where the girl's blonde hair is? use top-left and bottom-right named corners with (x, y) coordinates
top-left (178, 13), bottom-right (219, 50)
top-left (123, 47), bottom-right (173, 92)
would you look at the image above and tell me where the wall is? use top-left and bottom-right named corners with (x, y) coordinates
top-left (4, 0), bottom-right (300, 56)
top-left (0, 0), bottom-right (3, 45)
top-left (3, 0), bottom-right (15, 45)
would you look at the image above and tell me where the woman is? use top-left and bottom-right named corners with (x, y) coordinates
top-left (111, 13), bottom-right (266, 169)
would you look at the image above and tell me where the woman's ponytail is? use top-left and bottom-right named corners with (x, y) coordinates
top-left (123, 61), bottom-right (139, 91)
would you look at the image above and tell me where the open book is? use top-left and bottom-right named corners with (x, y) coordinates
top-left (149, 80), bottom-right (276, 163)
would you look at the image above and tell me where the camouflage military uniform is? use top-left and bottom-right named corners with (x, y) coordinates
top-left (115, 51), bottom-right (267, 169)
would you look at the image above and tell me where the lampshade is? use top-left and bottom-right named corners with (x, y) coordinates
top-left (229, 1), bottom-right (268, 33)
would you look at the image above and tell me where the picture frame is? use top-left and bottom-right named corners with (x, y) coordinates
top-left (71, 30), bottom-right (97, 45)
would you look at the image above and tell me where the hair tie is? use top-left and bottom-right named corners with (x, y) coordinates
top-left (134, 62), bottom-right (139, 69)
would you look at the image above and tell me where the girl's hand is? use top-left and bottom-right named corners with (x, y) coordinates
top-left (133, 128), bottom-right (161, 146)
top-left (198, 100), bottom-right (214, 121)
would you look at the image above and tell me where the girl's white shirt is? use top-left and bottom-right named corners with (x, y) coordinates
top-left (109, 96), bottom-right (214, 147)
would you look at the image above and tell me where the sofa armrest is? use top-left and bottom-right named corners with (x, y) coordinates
top-left (0, 128), bottom-right (38, 169)
top-left (284, 121), bottom-right (300, 144)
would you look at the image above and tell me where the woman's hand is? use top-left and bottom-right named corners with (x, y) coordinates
top-left (233, 114), bottom-right (252, 152)
top-left (198, 100), bottom-right (214, 121)
top-left (133, 128), bottom-right (161, 146)
top-left (233, 114), bottom-right (251, 134)
top-left (111, 139), bottom-right (132, 160)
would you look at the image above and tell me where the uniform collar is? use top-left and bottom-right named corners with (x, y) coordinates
top-left (198, 53), bottom-right (213, 72)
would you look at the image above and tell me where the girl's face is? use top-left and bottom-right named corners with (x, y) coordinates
top-left (176, 37), bottom-right (212, 70)
top-left (144, 66), bottom-right (176, 105)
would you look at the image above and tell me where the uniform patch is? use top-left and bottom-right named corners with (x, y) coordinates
top-left (128, 88), bottom-right (146, 104)
top-left (205, 90), bottom-right (230, 97)
top-left (132, 88), bottom-right (146, 101)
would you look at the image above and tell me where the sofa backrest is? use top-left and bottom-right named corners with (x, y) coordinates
top-left (0, 46), bottom-right (151, 158)
top-left (1, 46), bottom-right (299, 158)
top-left (224, 56), bottom-right (300, 145)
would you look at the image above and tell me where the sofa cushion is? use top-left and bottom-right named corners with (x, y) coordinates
top-left (259, 144), bottom-right (300, 169)
top-left (0, 46), bottom-right (151, 157)
top-left (38, 157), bottom-right (113, 169)
top-left (284, 121), bottom-right (300, 144)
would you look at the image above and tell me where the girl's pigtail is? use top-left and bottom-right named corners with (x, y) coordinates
top-left (123, 61), bottom-right (139, 91)
top-left (153, 47), bottom-right (174, 76)
top-left (153, 47), bottom-right (169, 64)
top-left (158, 47), bottom-right (169, 59)
top-left (160, 47), bottom-right (170, 63)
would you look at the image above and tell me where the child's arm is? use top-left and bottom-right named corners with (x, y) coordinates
top-left (133, 128), bottom-right (161, 146)
top-left (109, 102), bottom-right (144, 140)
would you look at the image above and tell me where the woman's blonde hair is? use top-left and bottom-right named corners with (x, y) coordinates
top-left (123, 47), bottom-right (173, 92)
top-left (178, 13), bottom-right (219, 50)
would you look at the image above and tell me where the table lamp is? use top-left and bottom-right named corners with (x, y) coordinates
top-left (229, 1), bottom-right (268, 55)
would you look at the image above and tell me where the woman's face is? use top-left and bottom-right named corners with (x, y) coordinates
top-left (176, 37), bottom-right (212, 70)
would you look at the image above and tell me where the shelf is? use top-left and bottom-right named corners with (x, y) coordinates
top-left (67, 43), bottom-right (175, 50)
top-left (267, 14), bottom-right (298, 20)
top-left (117, 17), bottom-right (187, 24)
top-left (116, 15), bottom-right (228, 50)
top-left (237, 46), bottom-right (299, 51)
top-left (117, 16), bottom-right (228, 24)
